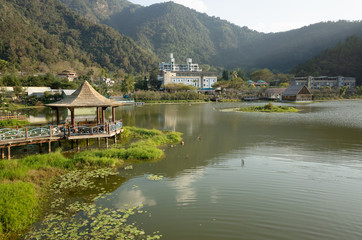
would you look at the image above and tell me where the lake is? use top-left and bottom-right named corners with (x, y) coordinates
top-left (28, 101), bottom-right (362, 239)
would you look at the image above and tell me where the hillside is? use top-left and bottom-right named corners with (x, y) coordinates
top-left (292, 36), bottom-right (362, 85)
top-left (58, 0), bottom-right (134, 23)
top-left (0, 0), bottom-right (158, 74)
top-left (59, 0), bottom-right (362, 71)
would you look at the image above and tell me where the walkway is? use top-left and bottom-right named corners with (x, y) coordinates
top-left (0, 121), bottom-right (123, 159)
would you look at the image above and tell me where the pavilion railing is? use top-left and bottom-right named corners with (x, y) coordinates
top-left (0, 120), bottom-right (123, 142)
top-left (0, 125), bottom-right (63, 141)
top-left (66, 120), bottom-right (123, 137)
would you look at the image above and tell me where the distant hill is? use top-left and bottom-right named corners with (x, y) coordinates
top-left (292, 36), bottom-right (362, 85)
top-left (0, 0), bottom-right (158, 74)
top-left (58, 0), bottom-right (134, 23)
top-left (60, 0), bottom-right (362, 71)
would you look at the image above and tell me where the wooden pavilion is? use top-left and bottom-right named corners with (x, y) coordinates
top-left (46, 80), bottom-right (123, 126)
top-left (1, 81), bottom-right (125, 160)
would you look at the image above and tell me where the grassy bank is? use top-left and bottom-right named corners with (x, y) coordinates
top-left (0, 119), bottom-right (30, 127)
top-left (0, 127), bottom-right (182, 239)
top-left (237, 103), bottom-right (299, 113)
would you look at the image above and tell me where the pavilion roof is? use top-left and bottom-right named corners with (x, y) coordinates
top-left (46, 81), bottom-right (123, 108)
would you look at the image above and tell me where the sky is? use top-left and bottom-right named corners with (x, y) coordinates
top-left (129, 0), bottom-right (362, 33)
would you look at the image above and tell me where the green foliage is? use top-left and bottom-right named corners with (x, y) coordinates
top-left (163, 83), bottom-right (197, 91)
top-left (20, 151), bottom-right (73, 170)
top-left (238, 103), bottom-right (299, 113)
top-left (0, 181), bottom-right (39, 235)
top-left (0, 0), bottom-right (158, 73)
top-left (250, 69), bottom-right (274, 82)
top-left (0, 119), bottom-right (30, 127)
top-left (292, 36), bottom-right (362, 85)
top-left (121, 74), bottom-right (135, 94)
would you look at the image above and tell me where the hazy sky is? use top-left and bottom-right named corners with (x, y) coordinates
top-left (129, 0), bottom-right (362, 33)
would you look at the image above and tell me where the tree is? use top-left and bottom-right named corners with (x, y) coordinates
top-left (121, 74), bottom-right (135, 94)
top-left (149, 68), bottom-right (159, 90)
top-left (135, 77), bottom-right (148, 91)
top-left (250, 69), bottom-right (274, 83)
top-left (222, 70), bottom-right (229, 81)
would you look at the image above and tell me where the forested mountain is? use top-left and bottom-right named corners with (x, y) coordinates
top-left (0, 0), bottom-right (158, 74)
top-left (59, 0), bottom-right (362, 72)
top-left (292, 36), bottom-right (362, 85)
top-left (58, 0), bottom-right (134, 23)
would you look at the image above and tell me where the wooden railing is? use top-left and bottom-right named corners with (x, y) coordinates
top-left (0, 121), bottom-right (123, 142)
top-left (0, 115), bottom-right (27, 121)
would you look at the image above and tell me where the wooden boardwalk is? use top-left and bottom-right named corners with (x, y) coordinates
top-left (0, 121), bottom-right (123, 160)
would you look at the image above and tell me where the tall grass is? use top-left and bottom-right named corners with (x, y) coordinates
top-left (0, 181), bottom-right (39, 235)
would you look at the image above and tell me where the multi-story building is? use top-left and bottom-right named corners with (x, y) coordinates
top-left (158, 53), bottom-right (217, 89)
top-left (292, 76), bottom-right (356, 89)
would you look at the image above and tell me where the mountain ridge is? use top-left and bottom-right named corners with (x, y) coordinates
top-left (59, 0), bottom-right (362, 72)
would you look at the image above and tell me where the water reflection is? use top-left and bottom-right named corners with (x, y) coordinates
top-left (114, 188), bottom-right (157, 208)
top-left (170, 167), bottom-right (206, 206)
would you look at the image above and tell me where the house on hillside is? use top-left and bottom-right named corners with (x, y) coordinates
top-left (264, 88), bottom-right (286, 100)
top-left (57, 70), bottom-right (78, 82)
top-left (282, 85), bottom-right (313, 102)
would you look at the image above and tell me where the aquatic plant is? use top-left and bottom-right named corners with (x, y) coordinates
top-left (147, 175), bottom-right (164, 181)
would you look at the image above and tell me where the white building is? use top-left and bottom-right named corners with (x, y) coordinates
top-left (100, 77), bottom-right (115, 86)
top-left (159, 53), bottom-right (202, 72)
top-left (292, 76), bottom-right (356, 89)
top-left (158, 53), bottom-right (217, 89)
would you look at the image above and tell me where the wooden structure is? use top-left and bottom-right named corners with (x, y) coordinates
top-left (282, 85), bottom-right (313, 102)
top-left (46, 80), bottom-right (123, 127)
top-left (264, 88), bottom-right (286, 100)
top-left (0, 115), bottom-right (27, 121)
top-left (0, 81), bottom-right (124, 160)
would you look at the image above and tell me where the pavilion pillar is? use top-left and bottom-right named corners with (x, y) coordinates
top-left (96, 107), bottom-right (100, 125)
top-left (102, 107), bottom-right (106, 124)
top-left (56, 107), bottom-right (60, 125)
top-left (112, 107), bottom-right (116, 123)
top-left (69, 108), bottom-right (75, 128)
top-left (1, 148), bottom-right (4, 160)
top-left (7, 146), bottom-right (11, 160)
top-left (39, 143), bottom-right (43, 153)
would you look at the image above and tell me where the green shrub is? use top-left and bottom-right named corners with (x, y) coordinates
top-left (121, 145), bottom-right (164, 160)
top-left (20, 151), bottom-right (73, 170)
top-left (0, 119), bottom-right (30, 127)
top-left (126, 127), bottom-right (162, 139)
top-left (72, 149), bottom-right (125, 168)
top-left (0, 181), bottom-right (39, 234)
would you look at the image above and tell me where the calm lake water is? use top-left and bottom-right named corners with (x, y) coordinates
top-left (30, 101), bottom-right (362, 239)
